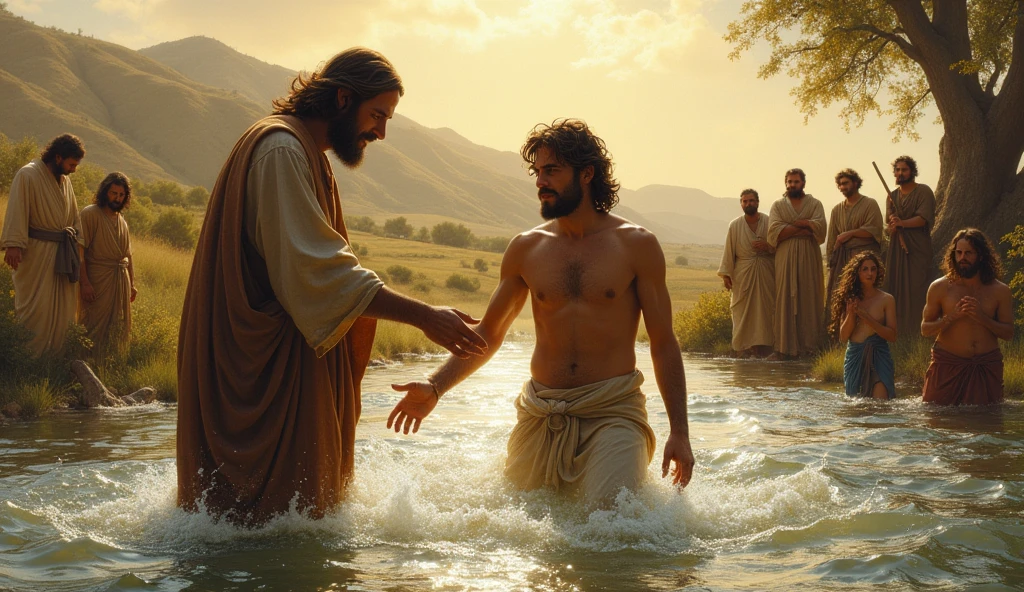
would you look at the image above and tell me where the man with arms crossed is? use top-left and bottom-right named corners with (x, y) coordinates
top-left (921, 228), bottom-right (1013, 405)
top-left (388, 119), bottom-right (694, 505)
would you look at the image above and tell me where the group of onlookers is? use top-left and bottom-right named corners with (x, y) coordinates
top-left (1, 134), bottom-right (137, 360)
top-left (718, 158), bottom-right (1014, 405)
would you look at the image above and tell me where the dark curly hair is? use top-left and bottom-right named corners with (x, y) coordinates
top-left (828, 251), bottom-right (886, 338)
top-left (740, 188), bottom-right (759, 200)
top-left (40, 134), bottom-right (85, 164)
top-left (272, 47), bottom-right (404, 118)
top-left (942, 228), bottom-right (1003, 285)
top-left (892, 155), bottom-right (918, 180)
top-left (94, 172), bottom-right (132, 210)
top-left (834, 168), bottom-right (863, 191)
top-left (520, 119), bottom-right (620, 213)
top-left (784, 168), bottom-right (806, 183)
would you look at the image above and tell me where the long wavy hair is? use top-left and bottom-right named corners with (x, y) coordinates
top-left (942, 228), bottom-right (1003, 285)
top-left (828, 251), bottom-right (885, 337)
top-left (272, 47), bottom-right (404, 118)
top-left (94, 172), bottom-right (132, 210)
top-left (520, 118), bottom-right (620, 213)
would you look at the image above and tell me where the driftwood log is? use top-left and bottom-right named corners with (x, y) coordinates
top-left (70, 360), bottom-right (124, 407)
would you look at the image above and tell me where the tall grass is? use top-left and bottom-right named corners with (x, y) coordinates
top-left (672, 290), bottom-right (732, 354)
top-left (811, 345), bottom-right (845, 383)
top-left (370, 320), bottom-right (444, 360)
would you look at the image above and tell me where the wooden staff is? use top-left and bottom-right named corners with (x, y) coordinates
top-left (872, 161), bottom-right (909, 254)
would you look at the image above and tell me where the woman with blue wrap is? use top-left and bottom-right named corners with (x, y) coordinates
top-left (829, 252), bottom-right (897, 399)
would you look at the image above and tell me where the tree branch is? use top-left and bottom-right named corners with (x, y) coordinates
top-left (835, 24), bottom-right (919, 61)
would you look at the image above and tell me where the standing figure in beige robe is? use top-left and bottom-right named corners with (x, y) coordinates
top-left (718, 189), bottom-right (775, 357)
top-left (825, 169), bottom-right (883, 337)
top-left (79, 172), bottom-right (137, 357)
top-left (766, 168), bottom-right (827, 359)
top-left (177, 48), bottom-right (486, 525)
top-left (883, 155), bottom-right (935, 339)
top-left (1, 134), bottom-right (85, 357)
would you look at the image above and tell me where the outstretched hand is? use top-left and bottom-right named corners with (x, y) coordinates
top-left (661, 432), bottom-right (695, 489)
top-left (422, 306), bottom-right (488, 359)
top-left (388, 381), bottom-right (439, 434)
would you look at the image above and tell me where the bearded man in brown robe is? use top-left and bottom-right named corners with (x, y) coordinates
top-left (1, 134), bottom-right (85, 357)
top-left (79, 172), bottom-right (137, 356)
top-left (824, 168), bottom-right (883, 336)
top-left (766, 168), bottom-right (827, 359)
top-left (177, 48), bottom-right (487, 524)
top-left (883, 155), bottom-right (936, 338)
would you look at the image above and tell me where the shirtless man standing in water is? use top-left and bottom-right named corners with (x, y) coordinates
top-left (921, 228), bottom-right (1014, 405)
top-left (388, 119), bottom-right (694, 504)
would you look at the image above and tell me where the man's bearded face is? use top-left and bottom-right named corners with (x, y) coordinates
top-left (539, 172), bottom-right (584, 220)
top-left (742, 204), bottom-right (758, 216)
top-left (957, 258), bottom-right (981, 279)
top-left (893, 162), bottom-right (915, 185)
top-left (328, 104), bottom-right (378, 168)
top-left (785, 175), bottom-right (805, 199)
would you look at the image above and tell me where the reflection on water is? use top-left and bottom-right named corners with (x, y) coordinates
top-left (1, 343), bottom-right (1022, 591)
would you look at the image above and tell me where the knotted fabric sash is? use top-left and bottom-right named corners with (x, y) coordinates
top-left (505, 370), bottom-right (656, 491)
top-left (88, 257), bottom-right (129, 270)
top-left (28, 226), bottom-right (80, 283)
top-left (922, 346), bottom-right (1004, 406)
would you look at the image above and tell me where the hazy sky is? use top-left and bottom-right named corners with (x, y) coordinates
top-left (8, 0), bottom-right (944, 210)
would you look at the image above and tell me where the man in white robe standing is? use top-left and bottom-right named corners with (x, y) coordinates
top-left (718, 188), bottom-right (775, 357)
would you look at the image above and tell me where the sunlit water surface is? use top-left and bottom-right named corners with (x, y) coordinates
top-left (1, 343), bottom-right (1022, 591)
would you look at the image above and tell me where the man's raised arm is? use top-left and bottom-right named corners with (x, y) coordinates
top-left (387, 234), bottom-right (532, 434)
top-left (632, 228), bottom-right (695, 489)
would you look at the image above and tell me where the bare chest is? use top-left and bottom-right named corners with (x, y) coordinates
top-left (942, 285), bottom-right (1000, 318)
top-left (523, 238), bottom-right (635, 307)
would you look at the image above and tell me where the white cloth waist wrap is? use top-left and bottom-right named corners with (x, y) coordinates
top-left (504, 369), bottom-right (656, 492)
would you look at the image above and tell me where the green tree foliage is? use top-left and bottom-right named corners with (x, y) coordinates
top-left (69, 163), bottom-right (108, 210)
top-left (431, 222), bottom-right (474, 248)
top-left (726, 2), bottom-right (1024, 250)
top-left (675, 255), bottom-right (689, 267)
top-left (383, 216), bottom-right (414, 238)
top-left (1003, 224), bottom-right (1024, 331)
top-left (123, 200), bottom-right (157, 237)
top-left (473, 235), bottom-right (511, 253)
top-left (446, 273), bottom-right (480, 292)
top-left (386, 264), bottom-right (414, 284)
top-left (151, 207), bottom-right (197, 249)
top-left (185, 185), bottom-right (210, 207)
top-left (347, 216), bottom-right (379, 234)
top-left (414, 226), bottom-right (431, 242)
top-left (0, 134), bottom-right (37, 193)
top-left (141, 180), bottom-right (186, 207)
top-left (473, 258), bottom-right (489, 272)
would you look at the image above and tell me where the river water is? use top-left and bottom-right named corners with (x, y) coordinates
top-left (1, 342), bottom-right (1022, 591)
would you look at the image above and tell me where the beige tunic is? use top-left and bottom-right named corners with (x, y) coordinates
top-left (883, 184), bottom-right (935, 339)
top-left (505, 370), bottom-right (656, 505)
top-left (79, 204), bottom-right (132, 355)
top-left (0, 159), bottom-right (82, 356)
top-left (245, 131), bottom-right (383, 356)
top-left (825, 196), bottom-right (883, 332)
top-left (767, 194), bottom-right (827, 356)
top-left (717, 214), bottom-right (775, 351)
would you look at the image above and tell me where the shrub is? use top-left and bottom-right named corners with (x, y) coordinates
top-left (141, 180), bottom-right (187, 207)
top-left (413, 281), bottom-right (431, 294)
top-left (151, 207), bottom-right (198, 249)
top-left (185, 185), bottom-right (210, 208)
top-left (811, 345), bottom-right (845, 383)
top-left (386, 264), bottom-right (414, 284)
top-left (0, 134), bottom-right (37, 192)
top-left (432, 222), bottom-right (473, 248)
top-left (473, 258), bottom-right (489, 272)
top-left (414, 227), bottom-right (431, 242)
top-left (69, 163), bottom-right (108, 210)
top-left (675, 255), bottom-right (689, 266)
top-left (14, 379), bottom-right (58, 418)
top-left (446, 273), bottom-right (480, 292)
top-left (474, 235), bottom-right (511, 253)
top-left (123, 200), bottom-right (157, 237)
top-left (1002, 225), bottom-right (1024, 331)
top-left (349, 242), bottom-right (368, 257)
top-left (673, 290), bottom-right (731, 353)
top-left (383, 216), bottom-right (414, 238)
top-left (348, 216), bottom-right (378, 234)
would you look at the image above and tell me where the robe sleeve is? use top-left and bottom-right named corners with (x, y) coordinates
top-left (718, 221), bottom-right (736, 278)
top-left (825, 205), bottom-right (839, 255)
top-left (79, 207), bottom-right (95, 249)
top-left (248, 140), bottom-right (384, 357)
top-left (68, 181), bottom-right (83, 246)
top-left (860, 198), bottom-right (884, 243)
top-left (915, 186), bottom-right (936, 230)
top-left (809, 200), bottom-right (827, 245)
top-left (1, 169), bottom-right (31, 249)
top-left (766, 200), bottom-right (786, 248)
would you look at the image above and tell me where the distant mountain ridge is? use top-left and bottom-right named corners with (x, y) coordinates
top-left (0, 16), bottom-right (738, 243)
